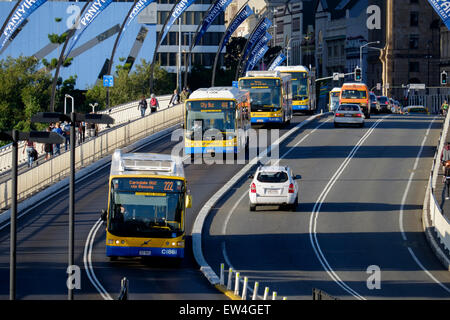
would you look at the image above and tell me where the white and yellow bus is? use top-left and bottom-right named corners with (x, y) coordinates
top-left (184, 87), bottom-right (251, 157)
top-left (238, 70), bottom-right (293, 125)
top-left (329, 87), bottom-right (341, 112)
top-left (275, 65), bottom-right (316, 114)
top-left (102, 150), bottom-right (192, 260)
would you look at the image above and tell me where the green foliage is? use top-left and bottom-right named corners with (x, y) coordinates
top-left (84, 59), bottom-right (174, 110)
top-left (0, 56), bottom-right (52, 137)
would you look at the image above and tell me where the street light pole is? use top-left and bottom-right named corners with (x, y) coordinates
top-left (360, 41), bottom-right (380, 82)
top-left (65, 94), bottom-right (74, 114)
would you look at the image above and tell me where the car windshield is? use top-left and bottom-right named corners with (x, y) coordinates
top-left (239, 78), bottom-right (281, 111)
top-left (377, 96), bottom-right (388, 103)
top-left (257, 171), bottom-right (289, 183)
top-left (341, 90), bottom-right (367, 99)
top-left (338, 105), bottom-right (360, 111)
top-left (370, 94), bottom-right (377, 101)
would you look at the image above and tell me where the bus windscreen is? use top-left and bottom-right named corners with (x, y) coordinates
top-left (239, 78), bottom-right (281, 111)
top-left (108, 178), bottom-right (185, 237)
top-left (186, 100), bottom-right (236, 134)
top-left (290, 72), bottom-right (308, 100)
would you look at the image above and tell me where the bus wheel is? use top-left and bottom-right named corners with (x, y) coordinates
top-left (109, 256), bottom-right (118, 262)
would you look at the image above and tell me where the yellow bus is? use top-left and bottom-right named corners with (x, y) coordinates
top-left (184, 87), bottom-right (250, 158)
top-left (238, 70), bottom-right (293, 125)
top-left (102, 150), bottom-right (192, 260)
top-left (275, 65), bottom-right (316, 114)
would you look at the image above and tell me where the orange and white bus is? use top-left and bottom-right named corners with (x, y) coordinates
top-left (339, 82), bottom-right (370, 118)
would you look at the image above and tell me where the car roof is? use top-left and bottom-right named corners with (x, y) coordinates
top-left (257, 166), bottom-right (290, 173)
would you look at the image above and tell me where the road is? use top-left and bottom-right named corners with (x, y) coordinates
top-left (203, 113), bottom-right (450, 300)
top-left (0, 114), bottom-right (309, 300)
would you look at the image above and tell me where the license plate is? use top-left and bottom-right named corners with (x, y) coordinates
top-left (257, 119), bottom-right (264, 123)
top-left (266, 189), bottom-right (279, 195)
top-left (345, 114), bottom-right (352, 117)
top-left (139, 250), bottom-right (151, 256)
top-left (206, 149), bottom-right (215, 153)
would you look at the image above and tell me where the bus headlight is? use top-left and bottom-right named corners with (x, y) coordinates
top-left (172, 241), bottom-right (184, 247)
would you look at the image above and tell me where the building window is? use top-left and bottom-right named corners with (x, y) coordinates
top-left (410, 12), bottom-right (419, 27)
top-left (292, 17), bottom-right (300, 32)
top-left (409, 61), bottom-right (420, 73)
top-left (409, 35), bottom-right (419, 49)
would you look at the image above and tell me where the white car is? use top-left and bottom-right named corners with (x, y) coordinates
top-left (334, 104), bottom-right (365, 128)
top-left (248, 165), bottom-right (300, 211)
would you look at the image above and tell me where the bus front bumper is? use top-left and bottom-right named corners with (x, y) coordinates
top-left (250, 117), bottom-right (283, 124)
top-left (185, 146), bottom-right (238, 154)
top-left (106, 245), bottom-right (184, 258)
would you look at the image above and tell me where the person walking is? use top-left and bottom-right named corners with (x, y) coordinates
top-left (23, 139), bottom-right (37, 168)
top-left (169, 89), bottom-right (180, 107)
top-left (52, 122), bottom-right (64, 156)
top-left (150, 93), bottom-right (159, 113)
top-left (43, 126), bottom-right (53, 160)
top-left (63, 121), bottom-right (71, 151)
top-left (138, 95), bottom-right (148, 117)
top-left (180, 87), bottom-right (189, 103)
top-left (442, 100), bottom-right (449, 117)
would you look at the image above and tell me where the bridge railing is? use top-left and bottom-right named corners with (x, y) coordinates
top-left (0, 94), bottom-right (172, 174)
top-left (425, 112), bottom-right (450, 256)
top-left (0, 102), bottom-right (183, 210)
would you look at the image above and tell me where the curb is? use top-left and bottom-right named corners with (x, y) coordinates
top-left (191, 112), bottom-right (332, 299)
top-left (0, 123), bottom-right (182, 228)
top-left (422, 181), bottom-right (450, 271)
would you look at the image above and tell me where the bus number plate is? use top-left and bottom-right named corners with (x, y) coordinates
top-left (139, 250), bottom-right (151, 256)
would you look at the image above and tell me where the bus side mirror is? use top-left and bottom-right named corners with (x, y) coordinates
top-left (186, 195), bottom-right (192, 209)
top-left (101, 209), bottom-right (107, 221)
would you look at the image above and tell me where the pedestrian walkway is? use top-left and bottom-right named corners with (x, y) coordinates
top-left (436, 116), bottom-right (450, 221)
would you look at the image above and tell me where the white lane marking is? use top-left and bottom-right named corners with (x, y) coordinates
top-left (309, 116), bottom-right (388, 300)
top-left (83, 218), bottom-right (113, 300)
top-left (219, 119), bottom-right (331, 297)
top-left (398, 117), bottom-right (450, 294)
top-left (407, 247), bottom-right (450, 294)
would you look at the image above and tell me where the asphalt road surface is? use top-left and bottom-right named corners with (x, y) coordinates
top-left (203, 113), bottom-right (450, 300)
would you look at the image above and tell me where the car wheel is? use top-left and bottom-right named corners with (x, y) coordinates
top-left (359, 122), bottom-right (364, 128)
top-left (250, 204), bottom-right (256, 211)
top-left (334, 122), bottom-right (339, 128)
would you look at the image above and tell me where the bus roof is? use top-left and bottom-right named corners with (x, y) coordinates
top-left (187, 87), bottom-right (248, 101)
top-left (274, 65), bottom-right (310, 73)
top-left (110, 149), bottom-right (185, 178)
top-left (341, 82), bottom-right (368, 88)
top-left (241, 70), bottom-right (291, 81)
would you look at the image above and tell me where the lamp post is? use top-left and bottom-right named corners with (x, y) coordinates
top-left (89, 102), bottom-right (98, 113)
top-left (31, 112), bottom-right (114, 300)
top-left (64, 94), bottom-right (74, 115)
top-left (0, 130), bottom-right (64, 300)
top-left (360, 41), bottom-right (380, 81)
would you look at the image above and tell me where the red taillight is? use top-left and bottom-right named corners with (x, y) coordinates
top-left (251, 183), bottom-right (256, 193)
top-left (335, 113), bottom-right (344, 117)
top-left (288, 183), bottom-right (295, 194)
top-left (353, 113), bottom-right (362, 117)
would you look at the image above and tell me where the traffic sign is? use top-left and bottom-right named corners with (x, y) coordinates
top-left (376, 83), bottom-right (381, 90)
top-left (232, 81), bottom-right (238, 88)
top-left (408, 83), bottom-right (426, 90)
top-left (333, 73), bottom-right (339, 81)
top-left (103, 75), bottom-right (114, 87)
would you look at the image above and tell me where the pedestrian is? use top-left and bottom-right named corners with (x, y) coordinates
top-left (52, 122), bottom-right (64, 156)
top-left (441, 100), bottom-right (449, 116)
top-left (23, 139), bottom-right (37, 168)
top-left (169, 89), bottom-right (180, 107)
top-left (80, 121), bottom-right (86, 143)
top-left (63, 120), bottom-right (71, 151)
top-left (180, 87), bottom-right (189, 103)
top-left (138, 95), bottom-right (148, 117)
top-left (43, 126), bottom-right (53, 160)
top-left (442, 141), bottom-right (450, 182)
top-left (150, 93), bottom-right (159, 113)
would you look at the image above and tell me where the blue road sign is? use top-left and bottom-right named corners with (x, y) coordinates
top-left (232, 81), bottom-right (238, 88)
top-left (103, 75), bottom-right (114, 87)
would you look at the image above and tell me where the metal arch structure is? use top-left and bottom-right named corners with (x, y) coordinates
top-left (49, 0), bottom-right (93, 112)
top-left (210, 1), bottom-right (251, 87)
